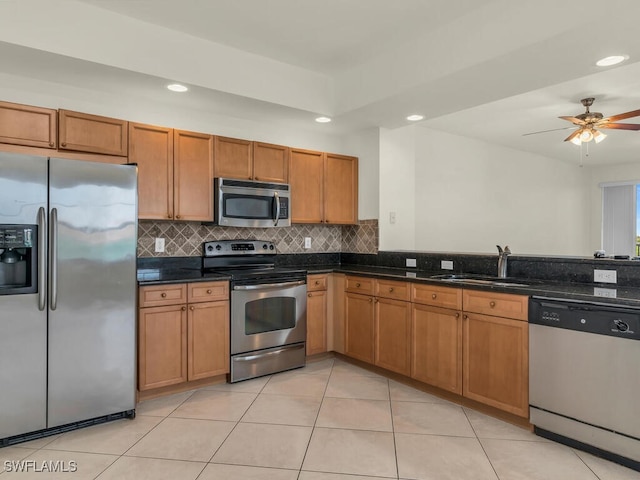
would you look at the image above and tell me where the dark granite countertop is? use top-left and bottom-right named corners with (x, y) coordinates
top-left (137, 258), bottom-right (640, 307)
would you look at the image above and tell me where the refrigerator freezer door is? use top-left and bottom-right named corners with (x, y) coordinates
top-left (47, 157), bottom-right (137, 427)
top-left (0, 153), bottom-right (47, 438)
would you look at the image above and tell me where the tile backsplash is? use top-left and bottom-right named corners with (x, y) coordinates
top-left (138, 219), bottom-right (378, 257)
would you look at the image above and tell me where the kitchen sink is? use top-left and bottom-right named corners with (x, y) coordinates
top-left (429, 274), bottom-right (529, 287)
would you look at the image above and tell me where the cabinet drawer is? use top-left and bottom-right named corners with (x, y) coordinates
top-left (463, 290), bottom-right (528, 321)
top-left (412, 284), bottom-right (462, 310)
top-left (376, 279), bottom-right (410, 301)
top-left (307, 274), bottom-right (328, 292)
top-left (188, 281), bottom-right (229, 303)
top-left (139, 284), bottom-right (187, 307)
top-left (345, 275), bottom-right (375, 295)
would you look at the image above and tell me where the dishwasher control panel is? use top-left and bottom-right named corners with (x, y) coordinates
top-left (530, 297), bottom-right (640, 340)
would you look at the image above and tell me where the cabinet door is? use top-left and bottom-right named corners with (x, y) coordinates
top-left (0, 101), bottom-right (57, 148)
top-left (290, 148), bottom-right (324, 223)
top-left (58, 109), bottom-right (127, 156)
top-left (174, 130), bottom-right (214, 221)
top-left (188, 301), bottom-right (230, 380)
top-left (463, 312), bottom-right (529, 417)
top-left (306, 290), bottom-right (327, 356)
top-left (412, 304), bottom-right (462, 394)
top-left (375, 298), bottom-right (411, 376)
top-left (214, 136), bottom-right (252, 180)
top-left (324, 153), bottom-right (358, 224)
top-left (345, 292), bottom-right (375, 363)
top-left (129, 123), bottom-right (174, 220)
top-left (138, 305), bottom-right (187, 391)
top-left (253, 142), bottom-right (289, 183)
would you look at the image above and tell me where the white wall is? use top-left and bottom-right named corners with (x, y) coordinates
top-left (379, 125), bottom-right (593, 256)
top-left (342, 128), bottom-right (380, 220)
top-left (379, 126), bottom-right (416, 250)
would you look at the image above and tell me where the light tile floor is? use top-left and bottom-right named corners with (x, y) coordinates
top-left (1, 357), bottom-right (639, 479)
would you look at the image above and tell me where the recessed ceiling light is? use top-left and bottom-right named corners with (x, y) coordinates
top-left (596, 55), bottom-right (628, 67)
top-left (167, 83), bottom-right (188, 92)
top-left (406, 114), bottom-right (424, 121)
top-left (315, 116), bottom-right (332, 123)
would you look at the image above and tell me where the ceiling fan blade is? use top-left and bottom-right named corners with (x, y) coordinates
top-left (598, 123), bottom-right (640, 131)
top-left (564, 130), bottom-right (581, 142)
top-left (559, 116), bottom-right (586, 125)
top-left (522, 126), bottom-right (574, 136)
top-left (603, 109), bottom-right (640, 122)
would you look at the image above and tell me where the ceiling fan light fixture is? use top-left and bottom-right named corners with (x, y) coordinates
top-left (596, 55), bottom-right (628, 67)
top-left (593, 130), bottom-right (607, 143)
top-left (570, 135), bottom-right (582, 146)
top-left (579, 129), bottom-right (594, 143)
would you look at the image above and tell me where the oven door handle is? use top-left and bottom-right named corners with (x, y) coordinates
top-left (234, 343), bottom-right (305, 362)
top-left (233, 280), bottom-right (306, 291)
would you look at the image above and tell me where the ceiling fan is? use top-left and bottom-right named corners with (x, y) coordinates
top-left (524, 98), bottom-right (640, 145)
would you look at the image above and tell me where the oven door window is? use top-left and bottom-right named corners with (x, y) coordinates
top-left (224, 194), bottom-right (273, 220)
top-left (245, 296), bottom-right (296, 335)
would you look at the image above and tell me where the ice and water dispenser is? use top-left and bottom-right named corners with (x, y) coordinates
top-left (0, 225), bottom-right (37, 294)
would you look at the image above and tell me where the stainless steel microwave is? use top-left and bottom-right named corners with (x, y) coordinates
top-left (214, 178), bottom-right (291, 227)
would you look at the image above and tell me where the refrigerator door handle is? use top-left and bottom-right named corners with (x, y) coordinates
top-left (37, 207), bottom-right (47, 311)
top-left (49, 207), bottom-right (58, 311)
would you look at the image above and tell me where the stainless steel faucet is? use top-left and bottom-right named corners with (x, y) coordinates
top-left (496, 245), bottom-right (511, 278)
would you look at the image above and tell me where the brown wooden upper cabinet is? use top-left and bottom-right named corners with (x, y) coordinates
top-left (214, 136), bottom-right (289, 183)
top-left (289, 148), bottom-right (358, 224)
top-left (0, 100), bottom-right (57, 149)
top-left (58, 109), bottom-right (128, 156)
top-left (129, 122), bottom-right (214, 221)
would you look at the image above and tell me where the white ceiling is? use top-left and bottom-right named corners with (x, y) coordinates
top-left (1, 0), bottom-right (640, 166)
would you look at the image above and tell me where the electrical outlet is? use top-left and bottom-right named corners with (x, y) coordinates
top-left (593, 287), bottom-right (617, 298)
top-left (594, 269), bottom-right (617, 283)
top-left (406, 258), bottom-right (416, 268)
top-left (304, 237), bottom-right (312, 249)
top-left (389, 211), bottom-right (396, 224)
top-left (154, 237), bottom-right (165, 253)
top-left (441, 260), bottom-right (454, 270)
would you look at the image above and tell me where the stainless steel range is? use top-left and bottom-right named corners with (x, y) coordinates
top-left (202, 240), bottom-right (307, 382)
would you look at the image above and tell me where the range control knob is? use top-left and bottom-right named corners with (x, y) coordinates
top-left (263, 244), bottom-right (268, 250)
top-left (269, 244), bottom-right (275, 250)
top-left (215, 244), bottom-right (222, 251)
top-left (614, 319), bottom-right (629, 332)
top-left (206, 245), bottom-right (214, 252)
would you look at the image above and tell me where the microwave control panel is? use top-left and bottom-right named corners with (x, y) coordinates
top-left (278, 198), bottom-right (289, 219)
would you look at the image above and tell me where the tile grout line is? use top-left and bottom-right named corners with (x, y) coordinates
top-left (296, 358), bottom-right (335, 480)
top-left (387, 377), bottom-right (401, 480)
top-left (462, 407), bottom-right (501, 480)
top-left (570, 448), bottom-right (604, 480)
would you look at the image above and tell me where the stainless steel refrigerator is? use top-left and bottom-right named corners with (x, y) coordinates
top-left (0, 152), bottom-right (137, 443)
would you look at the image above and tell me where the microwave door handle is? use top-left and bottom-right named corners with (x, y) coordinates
top-left (273, 191), bottom-right (280, 226)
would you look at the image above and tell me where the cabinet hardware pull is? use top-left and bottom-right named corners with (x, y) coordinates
top-left (49, 142), bottom-right (54, 147)
top-left (315, 280), bottom-right (320, 285)
top-left (308, 293), bottom-right (312, 297)
top-left (356, 283), bottom-right (361, 287)
top-left (489, 301), bottom-right (496, 308)
top-left (181, 306), bottom-right (186, 311)
top-left (190, 306), bottom-right (194, 311)
top-left (455, 312), bottom-right (460, 318)
top-left (61, 142), bottom-right (66, 147)
top-left (389, 287), bottom-right (394, 292)
top-left (206, 289), bottom-right (212, 294)
top-left (167, 214), bottom-right (172, 219)
top-left (374, 298), bottom-right (379, 303)
top-left (463, 314), bottom-right (468, 320)
top-left (176, 215), bottom-right (181, 219)
top-left (432, 293), bottom-right (437, 299)
top-left (161, 293), bottom-right (167, 298)
top-left (368, 297), bottom-right (373, 303)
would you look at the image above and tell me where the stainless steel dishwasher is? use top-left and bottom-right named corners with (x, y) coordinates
top-left (529, 297), bottom-right (640, 471)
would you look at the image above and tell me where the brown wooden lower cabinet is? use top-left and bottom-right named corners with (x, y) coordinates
top-left (411, 303), bottom-right (463, 394)
top-left (138, 281), bottom-right (229, 392)
top-left (138, 304), bottom-right (188, 390)
top-left (463, 312), bottom-right (529, 417)
top-left (345, 292), bottom-right (375, 363)
top-left (187, 301), bottom-right (229, 380)
top-left (375, 297), bottom-right (411, 375)
top-left (306, 290), bottom-right (328, 356)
